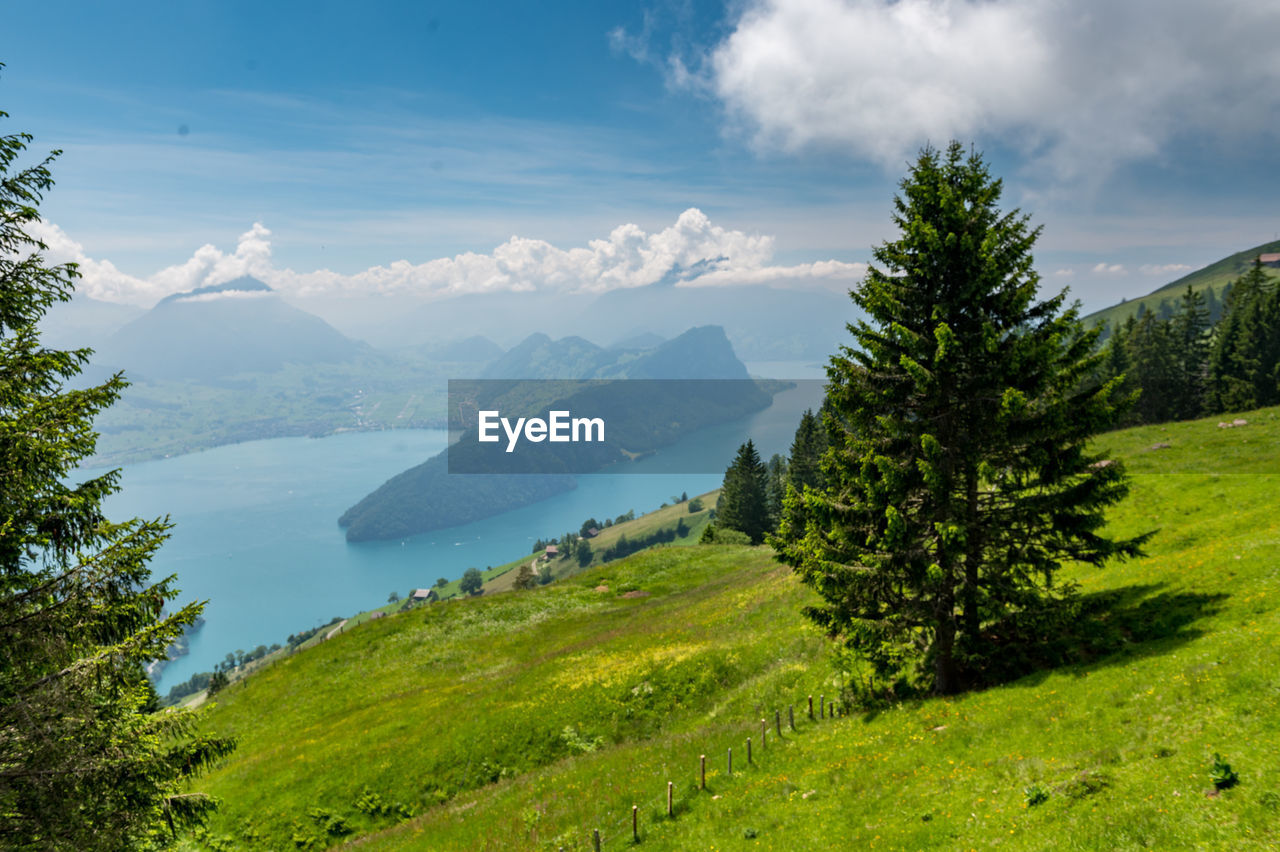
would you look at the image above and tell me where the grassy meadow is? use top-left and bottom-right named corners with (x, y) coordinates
top-left (184, 407), bottom-right (1280, 850)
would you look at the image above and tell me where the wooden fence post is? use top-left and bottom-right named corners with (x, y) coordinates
top-left (700, 754), bottom-right (706, 790)
top-left (820, 694), bottom-right (825, 719)
top-left (747, 736), bottom-right (752, 764)
top-left (593, 828), bottom-right (601, 852)
top-left (667, 781), bottom-right (674, 818)
top-left (808, 695), bottom-right (813, 719)
top-left (728, 747), bottom-right (732, 776)
top-left (633, 805), bottom-right (638, 842)
top-left (761, 718), bottom-right (767, 748)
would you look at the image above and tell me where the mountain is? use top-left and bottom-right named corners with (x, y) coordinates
top-left (573, 284), bottom-right (857, 360)
top-left (609, 331), bottom-right (666, 350)
top-left (1083, 239), bottom-right (1280, 333)
top-left (294, 284), bottom-right (859, 361)
top-left (93, 276), bottom-right (366, 381)
top-left (428, 335), bottom-right (504, 362)
top-left (339, 325), bottom-right (770, 541)
top-left (481, 333), bottom-right (620, 379)
top-left (481, 326), bottom-right (750, 381)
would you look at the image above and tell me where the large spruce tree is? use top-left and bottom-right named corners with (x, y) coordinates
top-left (0, 109), bottom-right (232, 847)
top-left (717, 439), bottom-right (772, 545)
top-left (774, 142), bottom-right (1146, 696)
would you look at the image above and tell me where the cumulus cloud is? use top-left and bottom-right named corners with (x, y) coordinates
top-left (1092, 263), bottom-right (1127, 275)
top-left (30, 209), bottom-right (866, 306)
top-left (690, 0), bottom-right (1280, 178)
top-left (1140, 263), bottom-right (1193, 276)
top-left (28, 220), bottom-right (275, 305)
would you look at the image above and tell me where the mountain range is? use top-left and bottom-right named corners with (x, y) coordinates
top-left (338, 325), bottom-right (770, 542)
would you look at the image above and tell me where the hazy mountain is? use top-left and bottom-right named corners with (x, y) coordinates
top-left (340, 324), bottom-right (766, 541)
top-left (296, 284), bottom-right (858, 361)
top-left (482, 326), bottom-right (749, 381)
top-left (572, 284), bottom-right (857, 361)
top-left (94, 276), bottom-right (365, 381)
top-left (481, 333), bottom-right (618, 379)
top-left (428, 335), bottom-right (504, 362)
top-left (609, 332), bottom-right (665, 350)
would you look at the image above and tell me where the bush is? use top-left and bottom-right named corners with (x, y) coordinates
top-left (1210, 754), bottom-right (1240, 790)
top-left (688, 497), bottom-right (704, 512)
top-left (700, 525), bottom-right (751, 545)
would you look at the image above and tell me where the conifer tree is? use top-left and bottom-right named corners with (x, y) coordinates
top-left (1126, 312), bottom-right (1180, 423)
top-left (787, 408), bottom-right (827, 493)
top-left (774, 143), bottom-right (1145, 696)
top-left (1170, 284), bottom-right (1210, 420)
top-left (765, 453), bottom-right (788, 530)
top-left (1207, 261), bottom-right (1275, 412)
top-left (0, 106), bottom-right (233, 848)
top-left (717, 439), bottom-right (771, 545)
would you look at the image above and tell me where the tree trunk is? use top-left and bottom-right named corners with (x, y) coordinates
top-left (962, 467), bottom-right (981, 642)
top-left (932, 616), bottom-right (960, 695)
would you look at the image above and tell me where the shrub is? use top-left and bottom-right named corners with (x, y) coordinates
top-left (1210, 754), bottom-right (1240, 790)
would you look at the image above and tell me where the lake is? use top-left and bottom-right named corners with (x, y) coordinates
top-left (95, 362), bottom-right (828, 692)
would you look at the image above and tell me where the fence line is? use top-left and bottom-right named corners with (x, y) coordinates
top-left (576, 690), bottom-right (847, 849)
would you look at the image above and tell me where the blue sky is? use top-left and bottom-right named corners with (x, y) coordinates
top-left (4, 0), bottom-right (1279, 313)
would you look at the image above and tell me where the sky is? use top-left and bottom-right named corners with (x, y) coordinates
top-left (3, 0), bottom-right (1279, 314)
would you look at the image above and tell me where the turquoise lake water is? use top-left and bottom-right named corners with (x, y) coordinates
top-left (94, 364), bottom-right (827, 692)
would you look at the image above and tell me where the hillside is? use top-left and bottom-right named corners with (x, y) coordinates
top-left (184, 406), bottom-right (1280, 850)
top-left (1083, 239), bottom-right (1280, 333)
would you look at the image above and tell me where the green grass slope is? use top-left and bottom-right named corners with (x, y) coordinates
top-left (1082, 239), bottom-right (1280, 333)
top-left (186, 408), bottom-right (1280, 850)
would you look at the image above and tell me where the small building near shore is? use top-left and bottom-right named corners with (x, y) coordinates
top-left (411, 588), bottom-right (437, 603)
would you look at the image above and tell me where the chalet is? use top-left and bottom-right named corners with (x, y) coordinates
top-left (1259, 252), bottom-right (1280, 268)
top-left (369, 611), bottom-right (386, 621)
top-left (411, 588), bottom-right (437, 602)
top-left (542, 545), bottom-right (559, 561)
top-left (585, 527), bottom-right (600, 538)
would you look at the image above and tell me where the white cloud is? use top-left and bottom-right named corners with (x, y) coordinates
top-left (1053, 268), bottom-right (1075, 278)
top-left (692, 0), bottom-right (1280, 179)
top-left (174, 289), bottom-right (274, 304)
top-left (1092, 263), bottom-right (1127, 275)
top-left (29, 209), bottom-right (866, 306)
top-left (1139, 263), bottom-right (1193, 276)
top-left (28, 220), bottom-right (275, 305)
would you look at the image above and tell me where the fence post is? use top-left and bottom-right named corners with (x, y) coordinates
top-left (747, 736), bottom-right (752, 764)
top-left (667, 781), bottom-right (674, 818)
top-left (776, 709), bottom-right (782, 737)
top-left (593, 828), bottom-right (601, 852)
top-left (808, 695), bottom-right (814, 719)
top-left (789, 704), bottom-right (795, 730)
top-left (820, 694), bottom-right (825, 719)
top-left (700, 754), bottom-right (706, 790)
top-left (633, 804), bottom-right (639, 842)
top-left (728, 747), bottom-right (732, 776)
top-left (761, 718), bottom-right (767, 748)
